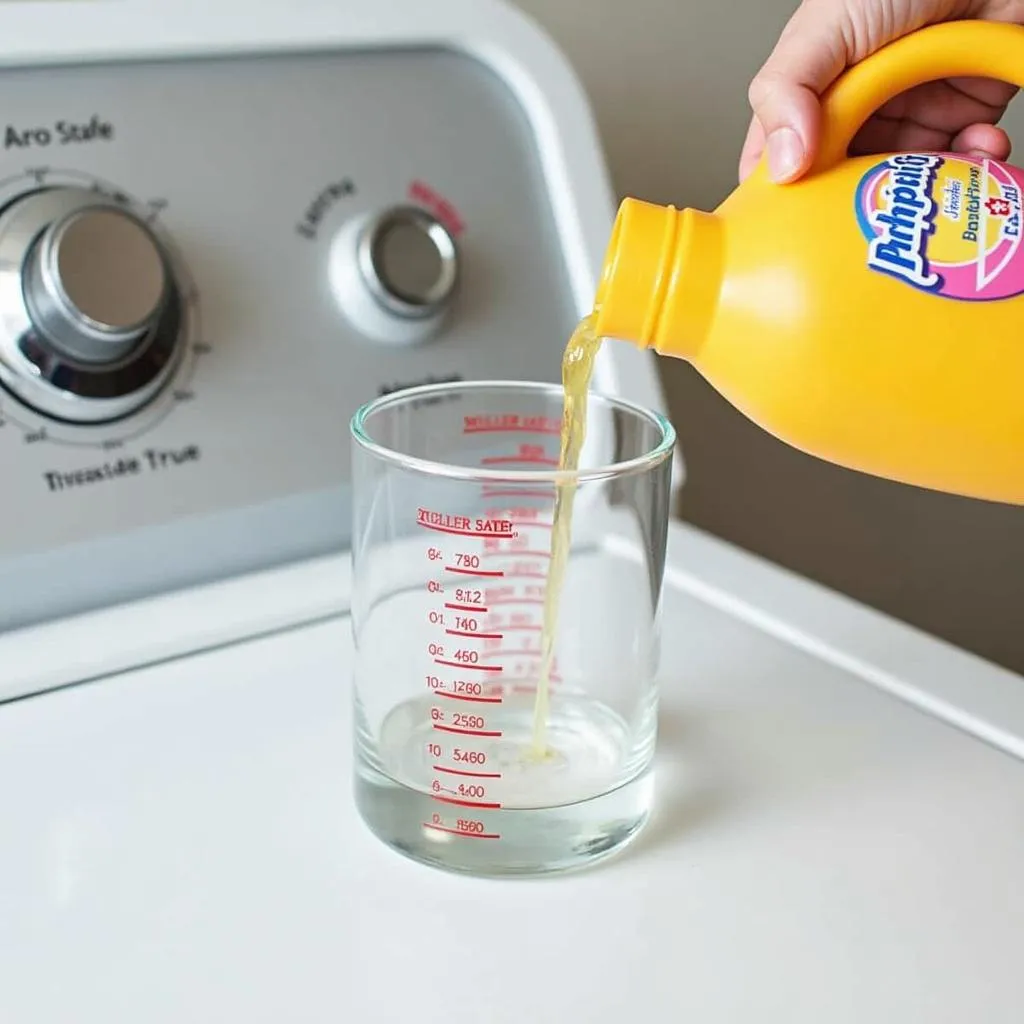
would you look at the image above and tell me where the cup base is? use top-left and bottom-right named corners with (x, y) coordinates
top-left (353, 762), bottom-right (654, 878)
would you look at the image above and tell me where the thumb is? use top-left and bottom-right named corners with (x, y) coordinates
top-left (747, 3), bottom-right (851, 182)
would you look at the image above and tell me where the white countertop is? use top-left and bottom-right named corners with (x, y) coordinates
top-left (0, 521), bottom-right (1021, 1022)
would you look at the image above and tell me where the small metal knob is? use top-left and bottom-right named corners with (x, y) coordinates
top-left (24, 205), bottom-right (168, 364)
top-left (357, 205), bottom-right (459, 320)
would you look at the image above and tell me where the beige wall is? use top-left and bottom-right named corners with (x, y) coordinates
top-left (514, 0), bottom-right (1024, 673)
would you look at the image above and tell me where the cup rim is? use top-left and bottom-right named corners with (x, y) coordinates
top-left (350, 378), bottom-right (676, 484)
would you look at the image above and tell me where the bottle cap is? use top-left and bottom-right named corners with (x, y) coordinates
top-left (595, 198), bottom-right (682, 347)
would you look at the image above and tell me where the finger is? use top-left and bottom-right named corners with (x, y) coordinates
top-left (848, 70), bottom-right (1016, 156)
top-left (745, 0), bottom-right (984, 182)
top-left (738, 116), bottom-right (766, 181)
top-left (873, 77), bottom-right (1017, 136)
top-left (951, 122), bottom-right (1012, 160)
top-left (945, 75), bottom-right (1019, 111)
top-left (850, 114), bottom-right (1013, 160)
top-left (746, 2), bottom-right (851, 182)
top-left (850, 115), bottom-right (954, 156)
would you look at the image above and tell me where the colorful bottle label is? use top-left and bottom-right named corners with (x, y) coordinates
top-left (855, 152), bottom-right (1024, 301)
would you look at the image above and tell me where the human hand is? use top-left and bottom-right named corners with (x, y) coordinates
top-left (739, 0), bottom-right (1024, 183)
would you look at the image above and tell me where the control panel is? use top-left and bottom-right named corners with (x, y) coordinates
top-left (0, 46), bottom-right (596, 630)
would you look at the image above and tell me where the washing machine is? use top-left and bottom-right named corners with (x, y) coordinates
top-left (0, 2), bottom-right (1022, 1021)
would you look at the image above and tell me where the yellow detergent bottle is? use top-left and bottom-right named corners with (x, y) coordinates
top-left (593, 19), bottom-right (1024, 506)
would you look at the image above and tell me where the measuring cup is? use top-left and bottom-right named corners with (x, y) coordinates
top-left (350, 379), bottom-right (675, 876)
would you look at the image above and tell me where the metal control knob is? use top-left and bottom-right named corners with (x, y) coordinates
top-left (24, 205), bottom-right (168, 364)
top-left (0, 185), bottom-right (185, 424)
top-left (356, 205), bottom-right (459, 320)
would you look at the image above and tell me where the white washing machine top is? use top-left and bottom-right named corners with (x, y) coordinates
top-left (1, 520), bottom-right (1022, 1022)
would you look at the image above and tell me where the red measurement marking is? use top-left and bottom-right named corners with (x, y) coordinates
top-left (420, 523), bottom-right (514, 538)
top-left (481, 455), bottom-right (559, 467)
top-left (512, 520), bottom-right (553, 531)
top-left (501, 624), bottom-right (543, 632)
top-left (506, 675), bottom-right (562, 688)
top-left (433, 659), bottom-right (503, 673)
top-left (445, 602), bottom-right (488, 612)
top-left (503, 571), bottom-right (548, 580)
top-left (465, 426), bottom-right (560, 436)
top-left (483, 648), bottom-right (540, 660)
top-left (431, 795), bottom-right (502, 810)
top-left (446, 567), bottom-right (505, 577)
top-left (434, 765), bottom-right (502, 779)
top-left (484, 550), bottom-right (551, 560)
top-left (446, 629), bottom-right (504, 639)
top-left (434, 724), bottom-right (503, 737)
top-left (481, 488), bottom-right (554, 499)
top-left (463, 415), bottom-right (560, 435)
top-left (423, 822), bottom-right (500, 840)
top-left (434, 691), bottom-right (504, 704)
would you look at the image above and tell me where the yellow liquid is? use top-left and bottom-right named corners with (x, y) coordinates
top-left (530, 311), bottom-right (603, 758)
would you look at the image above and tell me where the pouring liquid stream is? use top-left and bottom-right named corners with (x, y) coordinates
top-left (529, 311), bottom-right (602, 758)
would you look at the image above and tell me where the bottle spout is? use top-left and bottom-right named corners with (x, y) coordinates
top-left (593, 198), bottom-right (678, 348)
top-left (593, 198), bottom-right (722, 361)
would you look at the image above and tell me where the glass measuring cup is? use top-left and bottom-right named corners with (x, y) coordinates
top-left (350, 380), bottom-right (675, 876)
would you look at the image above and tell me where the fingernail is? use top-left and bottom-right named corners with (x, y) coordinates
top-left (766, 127), bottom-right (804, 182)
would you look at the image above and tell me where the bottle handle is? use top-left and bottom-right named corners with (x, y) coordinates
top-left (805, 19), bottom-right (1024, 174)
